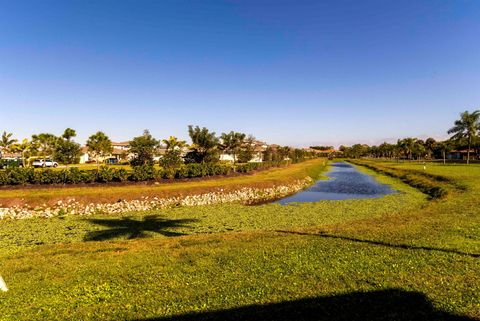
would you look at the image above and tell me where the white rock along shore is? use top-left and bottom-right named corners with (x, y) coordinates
top-left (0, 177), bottom-right (313, 220)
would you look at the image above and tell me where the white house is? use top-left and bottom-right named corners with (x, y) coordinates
top-left (219, 141), bottom-right (268, 163)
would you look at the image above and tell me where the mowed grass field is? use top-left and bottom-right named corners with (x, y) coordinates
top-left (0, 160), bottom-right (479, 320)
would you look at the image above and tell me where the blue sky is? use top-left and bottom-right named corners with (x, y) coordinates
top-left (1, 0), bottom-right (479, 147)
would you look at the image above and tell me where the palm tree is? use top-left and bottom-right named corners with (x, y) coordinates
top-left (187, 125), bottom-right (219, 163)
top-left (448, 110), bottom-right (480, 164)
top-left (162, 136), bottom-right (186, 152)
top-left (437, 140), bottom-right (453, 165)
top-left (11, 139), bottom-right (32, 167)
top-left (424, 138), bottom-right (437, 159)
top-left (397, 138), bottom-right (418, 160)
top-left (0, 131), bottom-right (17, 155)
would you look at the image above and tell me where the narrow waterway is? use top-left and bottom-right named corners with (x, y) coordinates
top-left (278, 162), bottom-right (395, 204)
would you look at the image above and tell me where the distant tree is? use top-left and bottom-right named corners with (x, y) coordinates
top-left (424, 138), bottom-right (437, 159)
top-left (162, 136), bottom-right (186, 151)
top-left (435, 140), bottom-right (453, 165)
top-left (10, 139), bottom-right (32, 167)
top-left (129, 129), bottom-right (159, 167)
top-left (237, 135), bottom-right (256, 163)
top-left (54, 128), bottom-right (82, 167)
top-left (160, 136), bottom-right (186, 178)
top-left (448, 110), bottom-right (480, 164)
top-left (219, 131), bottom-right (246, 164)
top-left (86, 131), bottom-right (113, 171)
top-left (349, 144), bottom-right (369, 158)
top-left (0, 131), bottom-right (17, 154)
top-left (310, 146), bottom-right (334, 151)
top-left (397, 138), bottom-right (418, 160)
top-left (262, 146), bottom-right (276, 162)
top-left (31, 133), bottom-right (57, 164)
top-left (413, 139), bottom-right (426, 160)
top-left (186, 125), bottom-right (219, 163)
top-left (378, 142), bottom-right (396, 159)
top-left (62, 128), bottom-right (77, 141)
top-left (277, 146), bottom-right (291, 161)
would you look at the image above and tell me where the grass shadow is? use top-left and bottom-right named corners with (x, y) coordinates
top-left (84, 215), bottom-right (198, 241)
top-left (277, 230), bottom-right (480, 258)
top-left (133, 289), bottom-right (475, 321)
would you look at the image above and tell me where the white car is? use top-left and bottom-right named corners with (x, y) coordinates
top-left (32, 159), bottom-right (59, 168)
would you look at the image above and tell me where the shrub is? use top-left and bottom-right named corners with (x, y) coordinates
top-left (130, 165), bottom-right (156, 181)
top-left (112, 168), bottom-right (130, 182)
top-left (33, 169), bottom-right (63, 185)
top-left (96, 166), bottom-right (115, 183)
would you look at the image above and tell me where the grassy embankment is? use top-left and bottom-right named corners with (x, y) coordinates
top-left (0, 159), bottom-right (479, 320)
top-left (0, 159), bottom-right (326, 208)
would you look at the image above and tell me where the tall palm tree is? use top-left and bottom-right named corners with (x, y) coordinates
top-left (10, 139), bottom-right (32, 167)
top-left (448, 110), bottom-right (480, 164)
top-left (397, 138), bottom-right (417, 160)
top-left (0, 131), bottom-right (17, 155)
top-left (162, 136), bottom-right (186, 152)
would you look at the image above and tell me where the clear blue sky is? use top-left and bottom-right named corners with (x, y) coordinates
top-left (1, 0), bottom-right (479, 147)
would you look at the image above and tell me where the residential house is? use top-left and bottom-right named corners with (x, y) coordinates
top-left (219, 140), bottom-right (268, 163)
top-left (447, 149), bottom-right (479, 160)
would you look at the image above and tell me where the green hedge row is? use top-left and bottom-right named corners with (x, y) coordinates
top-left (0, 161), bottom-right (291, 186)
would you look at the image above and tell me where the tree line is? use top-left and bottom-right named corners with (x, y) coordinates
top-left (0, 125), bottom-right (317, 171)
top-left (339, 110), bottom-right (480, 164)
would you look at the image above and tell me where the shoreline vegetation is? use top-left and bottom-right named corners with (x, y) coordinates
top-left (0, 159), bottom-right (327, 219)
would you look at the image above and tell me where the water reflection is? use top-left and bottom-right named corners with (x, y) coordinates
top-left (278, 162), bottom-right (395, 204)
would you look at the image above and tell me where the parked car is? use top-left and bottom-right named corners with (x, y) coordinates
top-left (105, 157), bottom-right (119, 164)
top-left (32, 159), bottom-right (59, 168)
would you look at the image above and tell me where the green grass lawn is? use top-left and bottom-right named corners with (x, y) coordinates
top-left (0, 160), bottom-right (479, 320)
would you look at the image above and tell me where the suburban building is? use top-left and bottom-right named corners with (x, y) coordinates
top-left (448, 149), bottom-right (480, 160)
top-left (219, 140), bottom-right (268, 163)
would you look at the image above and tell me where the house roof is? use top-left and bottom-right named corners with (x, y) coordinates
top-left (112, 141), bottom-right (130, 146)
top-left (112, 148), bottom-right (128, 155)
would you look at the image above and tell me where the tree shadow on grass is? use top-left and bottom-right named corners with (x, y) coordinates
top-left (84, 215), bottom-right (198, 241)
top-left (133, 289), bottom-right (475, 321)
top-left (276, 230), bottom-right (480, 259)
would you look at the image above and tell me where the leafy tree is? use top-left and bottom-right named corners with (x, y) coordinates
top-left (448, 110), bottom-right (480, 164)
top-left (129, 130), bottom-right (159, 167)
top-left (237, 135), bottom-right (257, 163)
top-left (31, 133), bottom-right (57, 164)
top-left (0, 131), bottom-right (17, 155)
top-left (160, 136), bottom-right (186, 178)
top-left (54, 128), bottom-right (81, 167)
top-left (86, 131), bottom-right (113, 171)
top-left (186, 125), bottom-right (219, 163)
top-left (219, 131), bottom-right (246, 164)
